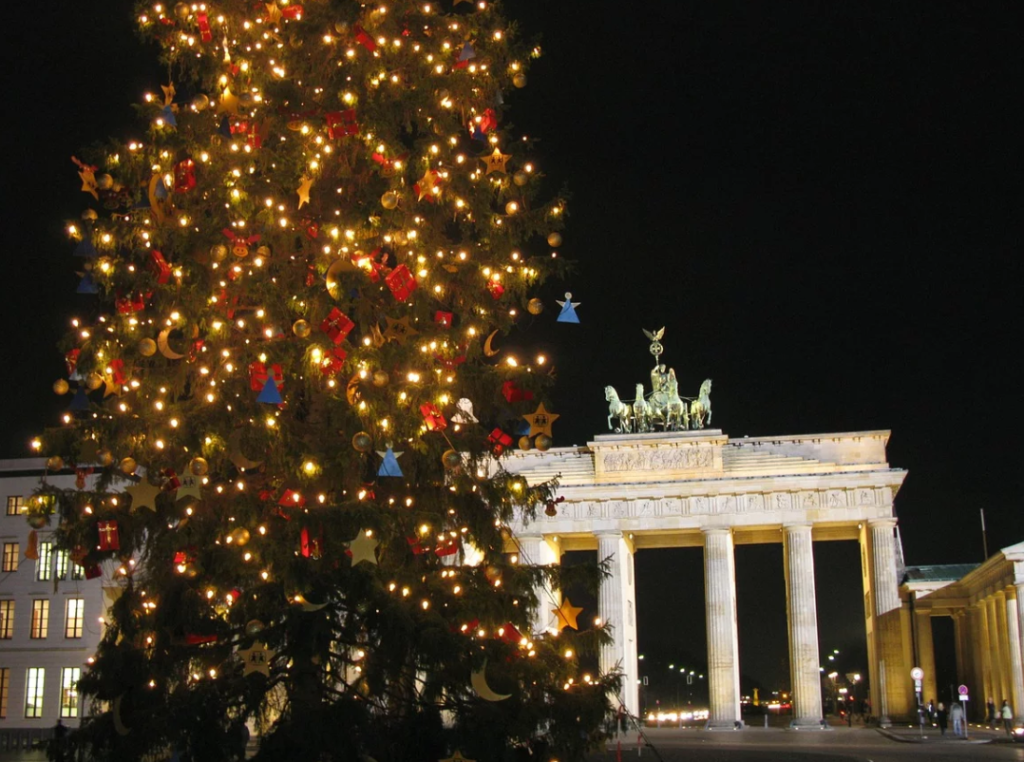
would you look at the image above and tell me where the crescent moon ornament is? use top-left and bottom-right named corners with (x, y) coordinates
top-left (483, 329), bottom-right (500, 358)
top-left (228, 431), bottom-right (263, 471)
top-left (292, 593), bottom-right (329, 612)
top-left (346, 373), bottom-right (362, 406)
top-left (157, 328), bottom-right (186, 360)
top-left (471, 659), bottom-right (511, 701)
top-left (113, 694), bottom-right (131, 736)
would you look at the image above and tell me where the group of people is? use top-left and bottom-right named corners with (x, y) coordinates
top-left (924, 697), bottom-right (1016, 737)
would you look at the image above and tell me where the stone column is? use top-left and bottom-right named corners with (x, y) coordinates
top-left (596, 530), bottom-right (639, 719)
top-left (915, 611), bottom-right (937, 706)
top-left (783, 524), bottom-right (823, 727)
top-left (953, 612), bottom-right (966, 690)
top-left (517, 534), bottom-right (562, 634)
top-left (868, 519), bottom-right (904, 725)
top-left (1005, 589), bottom-right (1024, 722)
top-left (995, 592), bottom-right (1011, 708)
top-left (978, 602), bottom-right (994, 711)
top-left (703, 528), bottom-right (742, 729)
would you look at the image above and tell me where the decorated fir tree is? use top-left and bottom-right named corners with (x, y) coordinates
top-left (31, 1), bottom-right (615, 760)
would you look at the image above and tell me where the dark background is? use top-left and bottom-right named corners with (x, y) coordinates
top-left (2, 1), bottom-right (1020, 697)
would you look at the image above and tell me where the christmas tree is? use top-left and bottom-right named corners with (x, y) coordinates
top-left (32, 1), bottom-right (616, 760)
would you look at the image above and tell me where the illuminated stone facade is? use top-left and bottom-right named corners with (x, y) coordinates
top-left (504, 429), bottom-right (910, 727)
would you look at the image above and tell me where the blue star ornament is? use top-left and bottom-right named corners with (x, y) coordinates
top-left (77, 273), bottom-right (99, 294)
top-left (256, 377), bottom-right (283, 404)
top-left (377, 447), bottom-right (404, 477)
top-left (73, 239), bottom-right (98, 259)
top-left (556, 292), bottom-right (581, 324)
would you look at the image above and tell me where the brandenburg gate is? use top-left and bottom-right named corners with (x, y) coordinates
top-left (505, 428), bottom-right (910, 728)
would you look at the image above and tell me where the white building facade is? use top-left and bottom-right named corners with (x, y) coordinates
top-left (0, 458), bottom-right (107, 742)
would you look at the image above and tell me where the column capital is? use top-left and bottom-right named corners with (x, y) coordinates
top-left (593, 529), bottom-right (624, 539)
top-left (701, 527), bottom-right (732, 537)
top-left (783, 522), bottom-right (814, 533)
top-left (867, 518), bottom-right (897, 530)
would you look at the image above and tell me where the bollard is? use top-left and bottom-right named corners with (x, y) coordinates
top-left (764, 714), bottom-right (768, 728)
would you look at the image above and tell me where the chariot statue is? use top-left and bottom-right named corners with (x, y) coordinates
top-left (604, 328), bottom-right (712, 433)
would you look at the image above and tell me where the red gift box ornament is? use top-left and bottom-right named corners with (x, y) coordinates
top-left (419, 403), bottom-right (447, 432)
top-left (319, 347), bottom-right (347, 378)
top-left (353, 23), bottom-right (377, 52)
top-left (488, 428), bottom-right (513, 455)
top-left (324, 109), bottom-right (358, 140)
top-left (301, 526), bottom-right (323, 559)
top-left (385, 264), bottom-right (417, 302)
top-left (434, 311), bottom-right (453, 328)
top-left (279, 489), bottom-right (306, 509)
top-left (98, 520), bottom-right (120, 551)
top-left (173, 159), bottom-right (196, 193)
top-left (435, 535), bottom-right (460, 557)
top-left (320, 308), bottom-right (355, 345)
top-left (486, 279), bottom-right (505, 300)
top-left (501, 381), bottom-right (534, 404)
top-left (150, 251), bottom-right (172, 284)
top-left (196, 12), bottom-right (213, 42)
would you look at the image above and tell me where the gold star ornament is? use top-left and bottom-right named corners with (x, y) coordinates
top-left (553, 597), bottom-right (583, 631)
top-left (125, 480), bottom-right (162, 512)
top-left (383, 315), bottom-right (418, 345)
top-left (264, 2), bottom-right (283, 24)
top-left (175, 473), bottom-right (203, 503)
top-left (523, 403), bottom-right (559, 438)
top-left (347, 529), bottom-right (379, 566)
top-left (296, 175), bottom-right (313, 209)
top-left (482, 147), bottom-right (511, 175)
top-left (238, 642), bottom-right (275, 676)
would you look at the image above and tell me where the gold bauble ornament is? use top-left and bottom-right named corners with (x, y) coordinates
top-left (372, 370), bottom-right (389, 387)
top-left (210, 244), bottom-right (228, 263)
top-left (256, 245), bottom-right (271, 259)
top-left (442, 449), bottom-right (462, 470)
top-left (189, 457), bottom-right (209, 476)
top-left (518, 436), bottom-right (532, 451)
top-left (513, 171), bottom-right (529, 187)
top-left (333, 20), bottom-right (350, 35)
top-left (27, 513), bottom-right (49, 530)
top-left (245, 619), bottom-right (265, 637)
top-left (46, 456), bottom-right (64, 471)
top-left (484, 565), bottom-right (502, 583)
top-left (174, 2), bottom-right (190, 19)
top-left (289, 34), bottom-right (304, 49)
top-left (81, 209), bottom-right (98, 221)
top-left (96, 174), bottom-right (114, 191)
top-left (231, 527), bottom-right (251, 547)
top-left (381, 191), bottom-right (399, 210)
top-left (98, 450), bottom-right (115, 467)
top-left (547, 232), bottom-right (563, 248)
top-left (535, 434), bottom-right (553, 451)
top-left (505, 200), bottom-right (519, 215)
top-left (53, 379), bottom-right (70, 395)
top-left (119, 457), bottom-right (138, 475)
top-left (527, 298), bottom-right (544, 315)
top-left (138, 338), bottom-right (157, 357)
top-left (192, 94), bottom-right (210, 111)
top-left (352, 432), bottom-right (373, 453)
top-left (292, 320), bottom-right (311, 338)
top-left (513, 72), bottom-right (528, 88)
top-left (85, 372), bottom-right (104, 391)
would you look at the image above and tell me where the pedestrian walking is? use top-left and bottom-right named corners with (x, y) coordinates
top-left (927, 699), bottom-right (935, 724)
top-left (49, 718), bottom-right (67, 762)
top-left (1001, 700), bottom-right (1014, 736)
top-left (987, 697), bottom-right (997, 728)
top-left (950, 700), bottom-right (964, 737)
top-left (616, 704), bottom-right (628, 736)
top-left (936, 702), bottom-right (948, 735)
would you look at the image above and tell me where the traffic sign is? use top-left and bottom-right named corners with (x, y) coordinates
top-left (958, 685), bottom-right (969, 695)
top-left (911, 667), bottom-right (924, 680)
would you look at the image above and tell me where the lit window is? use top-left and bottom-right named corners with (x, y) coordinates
top-left (0, 601), bottom-right (13, 639)
top-left (65, 599), bottom-right (84, 639)
top-left (60, 668), bottom-right (81, 718)
top-left (30, 600), bottom-right (49, 639)
top-left (36, 542), bottom-right (53, 582)
top-left (1, 543), bottom-right (18, 573)
top-left (24, 668), bottom-right (44, 718)
top-left (5, 496), bottom-right (24, 516)
top-left (0, 668), bottom-right (9, 719)
top-left (55, 550), bottom-right (70, 580)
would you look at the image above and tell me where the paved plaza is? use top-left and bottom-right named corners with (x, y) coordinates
top-left (597, 725), bottom-right (1024, 761)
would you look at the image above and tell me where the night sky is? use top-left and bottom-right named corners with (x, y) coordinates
top-left (2, 2), bottom-right (1021, 695)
